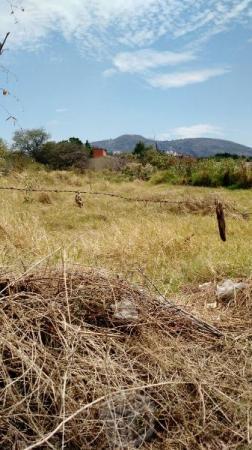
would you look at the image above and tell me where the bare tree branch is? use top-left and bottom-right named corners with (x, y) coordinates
top-left (0, 32), bottom-right (10, 55)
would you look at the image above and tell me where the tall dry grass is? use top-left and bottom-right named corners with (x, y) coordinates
top-left (0, 268), bottom-right (251, 449)
top-left (0, 170), bottom-right (252, 449)
top-left (0, 170), bottom-right (252, 291)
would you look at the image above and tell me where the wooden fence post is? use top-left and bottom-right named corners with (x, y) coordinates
top-left (215, 201), bottom-right (226, 242)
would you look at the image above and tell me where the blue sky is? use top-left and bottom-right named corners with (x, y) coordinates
top-left (1, 0), bottom-right (252, 146)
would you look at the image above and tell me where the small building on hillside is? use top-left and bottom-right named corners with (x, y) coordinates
top-left (92, 147), bottom-right (107, 158)
top-left (165, 150), bottom-right (179, 156)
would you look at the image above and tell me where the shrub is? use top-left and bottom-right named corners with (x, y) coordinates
top-left (34, 140), bottom-right (90, 170)
top-left (123, 162), bottom-right (155, 181)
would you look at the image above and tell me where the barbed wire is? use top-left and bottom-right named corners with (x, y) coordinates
top-left (1, 185), bottom-right (251, 241)
top-left (0, 185), bottom-right (221, 205)
top-left (0, 185), bottom-right (200, 204)
top-left (0, 184), bottom-right (250, 212)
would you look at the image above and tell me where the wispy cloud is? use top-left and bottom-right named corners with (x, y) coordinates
top-left (112, 49), bottom-right (196, 74)
top-left (1, 0), bottom-right (251, 91)
top-left (1, 0), bottom-right (251, 54)
top-left (56, 108), bottom-right (68, 113)
top-left (158, 124), bottom-right (223, 140)
top-left (147, 68), bottom-right (230, 88)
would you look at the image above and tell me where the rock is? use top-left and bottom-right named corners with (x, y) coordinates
top-left (216, 280), bottom-right (247, 301)
top-left (112, 298), bottom-right (139, 321)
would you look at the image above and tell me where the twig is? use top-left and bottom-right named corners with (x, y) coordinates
top-left (62, 250), bottom-right (71, 327)
top-left (198, 383), bottom-right (206, 426)
top-left (137, 268), bottom-right (224, 337)
top-left (24, 380), bottom-right (192, 450)
top-left (0, 246), bottom-right (63, 297)
top-left (0, 32), bottom-right (10, 55)
top-left (61, 372), bottom-right (67, 450)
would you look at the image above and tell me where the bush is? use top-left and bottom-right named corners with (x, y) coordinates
top-left (190, 159), bottom-right (252, 188)
top-left (123, 162), bottom-right (155, 181)
top-left (35, 140), bottom-right (89, 170)
top-left (1, 151), bottom-right (42, 174)
top-left (150, 168), bottom-right (185, 185)
top-left (149, 157), bottom-right (252, 189)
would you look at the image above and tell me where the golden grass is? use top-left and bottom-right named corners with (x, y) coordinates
top-left (0, 170), bottom-right (252, 292)
top-left (1, 170), bottom-right (252, 449)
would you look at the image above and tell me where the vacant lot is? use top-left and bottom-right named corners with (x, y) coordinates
top-left (1, 170), bottom-right (252, 449)
top-left (1, 170), bottom-right (252, 292)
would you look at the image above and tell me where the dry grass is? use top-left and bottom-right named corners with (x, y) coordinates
top-left (0, 170), bottom-right (252, 291)
top-left (0, 170), bottom-right (252, 449)
top-left (37, 192), bottom-right (53, 204)
top-left (0, 267), bottom-right (251, 450)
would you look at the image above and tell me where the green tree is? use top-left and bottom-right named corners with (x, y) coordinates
top-left (85, 140), bottom-right (91, 149)
top-left (12, 128), bottom-right (50, 158)
top-left (85, 140), bottom-right (92, 157)
top-left (69, 137), bottom-right (83, 146)
top-left (133, 141), bottom-right (148, 158)
top-left (35, 140), bottom-right (90, 170)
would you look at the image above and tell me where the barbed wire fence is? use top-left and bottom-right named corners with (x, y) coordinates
top-left (0, 185), bottom-right (249, 209)
top-left (0, 184), bottom-right (251, 241)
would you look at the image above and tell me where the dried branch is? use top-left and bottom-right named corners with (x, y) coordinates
top-left (137, 268), bottom-right (224, 337)
top-left (0, 32), bottom-right (10, 55)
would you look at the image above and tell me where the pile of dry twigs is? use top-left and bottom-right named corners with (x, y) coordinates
top-left (0, 268), bottom-right (251, 449)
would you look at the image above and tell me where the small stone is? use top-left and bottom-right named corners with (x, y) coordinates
top-left (112, 298), bottom-right (138, 321)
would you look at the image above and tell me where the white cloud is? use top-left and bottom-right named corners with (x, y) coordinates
top-left (1, 0), bottom-right (251, 92)
top-left (112, 49), bottom-right (195, 73)
top-left (1, 0), bottom-right (251, 54)
top-left (147, 68), bottom-right (230, 88)
top-left (159, 124), bottom-right (223, 140)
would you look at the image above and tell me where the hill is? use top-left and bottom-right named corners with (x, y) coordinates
top-left (92, 135), bottom-right (252, 157)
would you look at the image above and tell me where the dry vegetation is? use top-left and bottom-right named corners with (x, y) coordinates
top-left (0, 268), bottom-right (251, 450)
top-left (0, 169), bottom-right (252, 449)
top-left (0, 169), bottom-right (252, 290)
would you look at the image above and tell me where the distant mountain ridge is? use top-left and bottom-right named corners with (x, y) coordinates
top-left (92, 135), bottom-right (252, 157)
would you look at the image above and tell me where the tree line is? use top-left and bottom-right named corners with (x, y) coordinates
top-left (1, 127), bottom-right (95, 170)
top-left (1, 128), bottom-right (252, 189)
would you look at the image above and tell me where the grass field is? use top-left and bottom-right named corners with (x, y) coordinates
top-left (1, 169), bottom-right (252, 292)
top-left (1, 169), bottom-right (252, 449)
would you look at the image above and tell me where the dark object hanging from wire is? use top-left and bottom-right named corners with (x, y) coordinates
top-left (75, 192), bottom-right (83, 208)
top-left (215, 200), bottom-right (226, 242)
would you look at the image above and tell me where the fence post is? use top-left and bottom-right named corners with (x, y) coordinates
top-left (215, 200), bottom-right (226, 242)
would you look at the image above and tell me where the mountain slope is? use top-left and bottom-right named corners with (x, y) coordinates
top-left (92, 135), bottom-right (252, 157)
